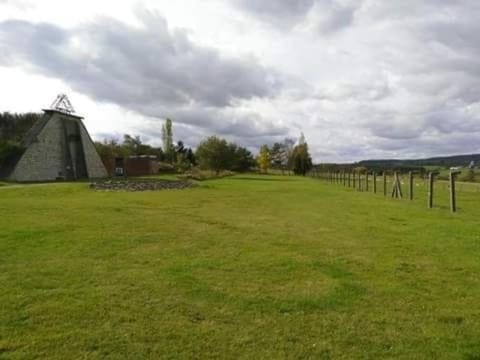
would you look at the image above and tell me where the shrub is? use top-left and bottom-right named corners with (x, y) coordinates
top-left (177, 168), bottom-right (235, 181)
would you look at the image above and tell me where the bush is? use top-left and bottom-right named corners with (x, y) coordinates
top-left (157, 162), bottom-right (176, 173)
top-left (177, 168), bottom-right (235, 181)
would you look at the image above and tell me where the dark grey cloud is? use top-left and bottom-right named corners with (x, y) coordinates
top-left (3, 1), bottom-right (480, 161)
top-left (0, 9), bottom-right (288, 143)
top-left (0, 13), bottom-right (281, 108)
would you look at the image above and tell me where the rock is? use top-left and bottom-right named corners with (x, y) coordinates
top-left (89, 179), bottom-right (196, 192)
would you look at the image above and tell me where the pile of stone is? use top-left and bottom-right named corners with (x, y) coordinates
top-left (90, 179), bottom-right (196, 192)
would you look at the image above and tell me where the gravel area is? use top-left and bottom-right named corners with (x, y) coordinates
top-left (89, 180), bottom-right (196, 192)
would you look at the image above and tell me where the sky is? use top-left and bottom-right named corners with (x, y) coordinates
top-left (0, 0), bottom-right (479, 162)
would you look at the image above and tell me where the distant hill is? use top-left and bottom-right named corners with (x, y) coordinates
top-left (359, 154), bottom-right (480, 168)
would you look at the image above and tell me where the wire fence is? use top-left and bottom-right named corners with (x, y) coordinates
top-left (308, 169), bottom-right (480, 213)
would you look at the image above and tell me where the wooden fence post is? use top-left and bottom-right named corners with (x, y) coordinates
top-left (353, 171), bottom-right (356, 188)
top-left (391, 172), bottom-right (403, 199)
top-left (450, 170), bottom-right (461, 213)
top-left (348, 172), bottom-right (351, 187)
top-left (428, 172), bottom-right (439, 209)
top-left (409, 171), bottom-right (413, 200)
top-left (373, 172), bottom-right (377, 194)
top-left (383, 172), bottom-right (387, 196)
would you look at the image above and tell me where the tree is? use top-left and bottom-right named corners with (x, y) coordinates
top-left (195, 136), bottom-right (231, 174)
top-left (175, 141), bottom-right (196, 171)
top-left (162, 118), bottom-right (174, 162)
top-left (123, 134), bottom-right (142, 155)
top-left (270, 142), bottom-right (285, 170)
top-left (186, 148), bottom-right (196, 166)
top-left (95, 135), bottom-right (164, 160)
top-left (175, 141), bottom-right (186, 156)
top-left (257, 145), bottom-right (271, 173)
top-left (230, 144), bottom-right (255, 172)
top-left (291, 134), bottom-right (312, 176)
top-left (0, 112), bottom-right (41, 142)
top-left (353, 166), bottom-right (367, 175)
top-left (283, 138), bottom-right (296, 173)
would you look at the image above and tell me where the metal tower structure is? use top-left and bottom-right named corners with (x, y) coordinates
top-left (50, 94), bottom-right (76, 114)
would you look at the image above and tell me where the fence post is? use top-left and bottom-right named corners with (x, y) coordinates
top-left (428, 172), bottom-right (439, 209)
top-left (366, 172), bottom-right (369, 192)
top-left (391, 171), bottom-right (402, 199)
top-left (409, 171), bottom-right (413, 200)
top-left (383, 172), bottom-right (387, 196)
top-left (353, 171), bottom-right (356, 188)
top-left (450, 170), bottom-right (461, 213)
top-left (373, 172), bottom-right (377, 194)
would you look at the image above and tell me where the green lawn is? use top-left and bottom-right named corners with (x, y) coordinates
top-left (1, 175), bottom-right (480, 359)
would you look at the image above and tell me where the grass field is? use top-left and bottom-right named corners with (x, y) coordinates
top-left (1, 174), bottom-right (480, 359)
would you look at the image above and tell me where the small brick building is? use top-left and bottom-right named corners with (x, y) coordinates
top-left (102, 155), bottom-right (160, 177)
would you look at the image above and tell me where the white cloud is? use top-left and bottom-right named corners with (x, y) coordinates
top-left (1, 0), bottom-right (480, 162)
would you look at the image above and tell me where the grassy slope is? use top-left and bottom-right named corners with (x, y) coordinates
top-left (1, 175), bottom-right (480, 359)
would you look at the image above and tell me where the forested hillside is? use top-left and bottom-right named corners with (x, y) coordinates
top-left (359, 154), bottom-right (480, 168)
top-left (0, 112), bottom-right (41, 142)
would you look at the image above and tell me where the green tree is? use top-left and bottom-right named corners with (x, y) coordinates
top-left (0, 112), bottom-right (41, 142)
top-left (230, 144), bottom-right (255, 172)
top-left (195, 136), bottom-right (231, 174)
top-left (283, 138), bottom-right (296, 173)
top-left (257, 145), bottom-right (271, 173)
top-left (186, 148), bottom-right (196, 166)
top-left (291, 134), bottom-right (312, 176)
top-left (175, 141), bottom-right (196, 171)
top-left (162, 118), bottom-right (174, 162)
top-left (270, 142), bottom-right (285, 169)
top-left (95, 136), bottom-right (165, 160)
top-left (123, 134), bottom-right (142, 155)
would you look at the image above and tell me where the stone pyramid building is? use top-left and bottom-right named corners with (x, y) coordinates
top-left (5, 95), bottom-right (108, 182)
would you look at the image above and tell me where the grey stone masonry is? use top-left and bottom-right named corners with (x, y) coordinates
top-left (78, 120), bottom-right (108, 179)
top-left (9, 110), bottom-right (107, 182)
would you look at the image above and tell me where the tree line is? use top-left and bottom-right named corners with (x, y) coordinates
top-left (0, 112), bottom-right (41, 168)
top-left (0, 112), bottom-right (313, 176)
top-left (256, 133), bottom-right (313, 175)
top-left (96, 119), bottom-right (313, 175)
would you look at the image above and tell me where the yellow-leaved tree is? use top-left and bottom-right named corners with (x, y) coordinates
top-left (257, 145), bottom-right (270, 173)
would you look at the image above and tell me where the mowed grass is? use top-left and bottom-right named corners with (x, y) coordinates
top-left (1, 175), bottom-right (480, 359)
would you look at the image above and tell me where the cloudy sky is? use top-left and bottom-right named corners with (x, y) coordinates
top-left (1, 0), bottom-right (479, 162)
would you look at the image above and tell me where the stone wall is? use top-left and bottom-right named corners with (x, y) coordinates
top-left (9, 114), bottom-right (65, 181)
top-left (9, 111), bottom-right (108, 182)
top-left (78, 121), bottom-right (108, 179)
